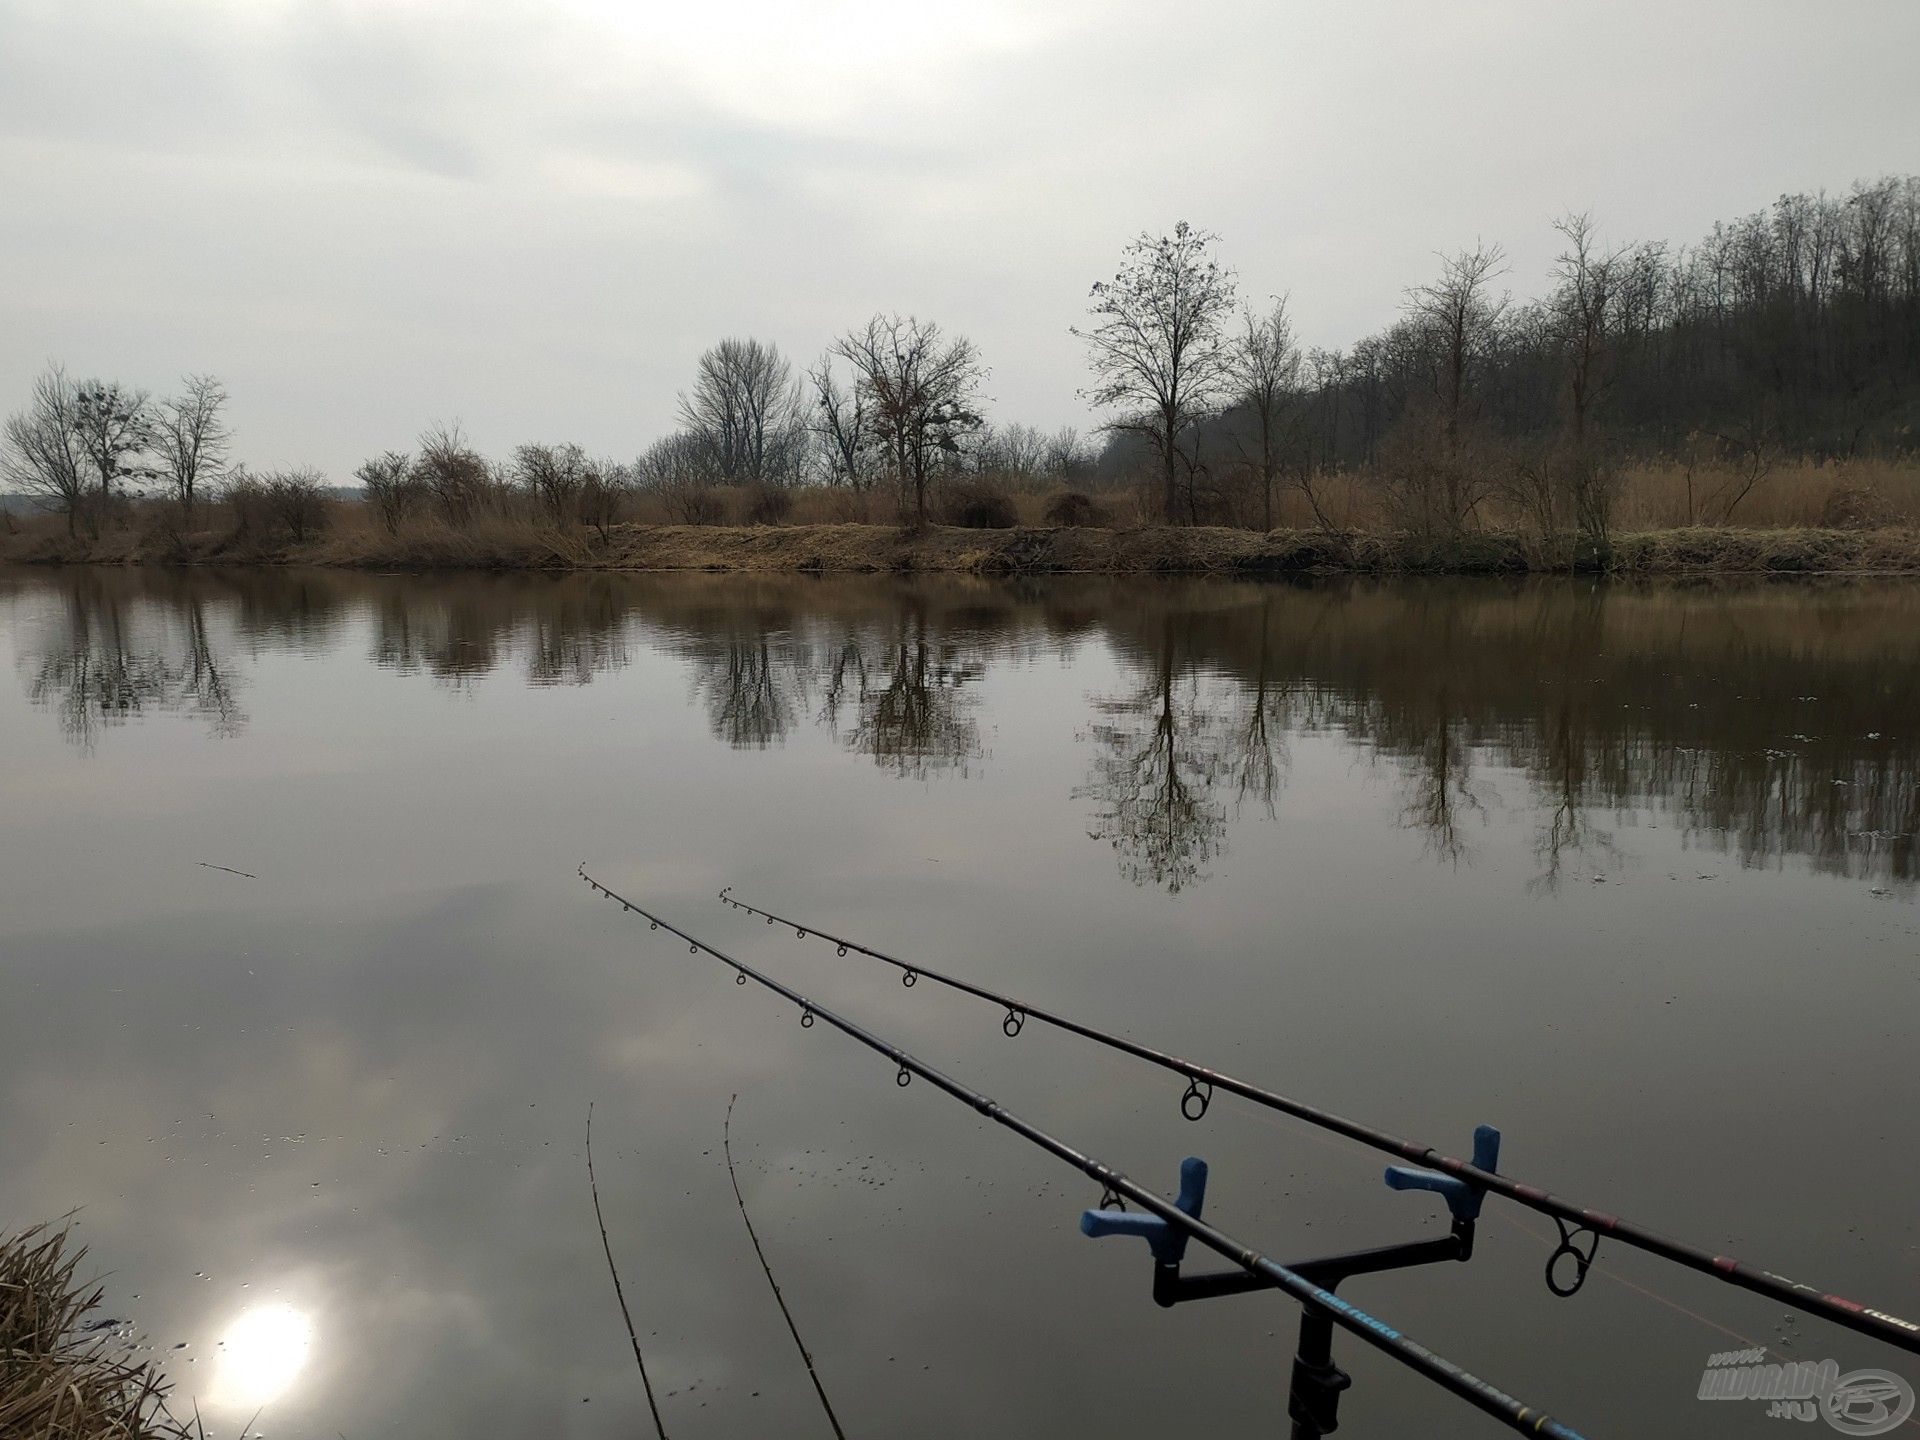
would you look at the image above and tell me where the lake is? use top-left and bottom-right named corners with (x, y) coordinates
top-left (1, 565), bottom-right (1915, 1439)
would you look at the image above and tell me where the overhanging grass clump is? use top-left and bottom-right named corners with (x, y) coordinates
top-left (0, 1222), bottom-right (192, 1440)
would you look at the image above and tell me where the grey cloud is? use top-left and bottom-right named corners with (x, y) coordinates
top-left (2, 0), bottom-right (1917, 476)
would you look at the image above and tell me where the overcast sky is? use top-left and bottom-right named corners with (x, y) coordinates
top-left (2, 0), bottom-right (1916, 476)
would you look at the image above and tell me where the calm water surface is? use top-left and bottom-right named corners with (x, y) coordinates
top-left (1, 566), bottom-right (1915, 1439)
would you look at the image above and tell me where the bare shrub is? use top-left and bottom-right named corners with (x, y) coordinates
top-left (1817, 482), bottom-right (1896, 529)
top-left (1043, 491), bottom-right (1105, 526)
top-left (943, 479), bottom-right (1017, 529)
top-left (264, 467), bottom-right (331, 542)
top-left (743, 485), bottom-right (793, 526)
top-left (513, 442), bottom-right (592, 524)
top-left (221, 468), bottom-right (273, 536)
top-left (638, 431), bottom-right (728, 525)
top-left (669, 487), bottom-right (726, 524)
top-left (1377, 410), bottom-right (1499, 535)
top-left (355, 451), bottom-right (422, 533)
top-left (414, 423), bottom-right (492, 525)
top-left (784, 486), bottom-right (873, 524)
top-left (577, 460), bottom-right (632, 541)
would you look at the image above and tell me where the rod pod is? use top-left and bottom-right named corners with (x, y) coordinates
top-left (717, 887), bottom-right (1920, 1358)
top-left (583, 868), bottom-right (1590, 1439)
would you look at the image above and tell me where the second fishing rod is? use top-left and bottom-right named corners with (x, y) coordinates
top-left (716, 886), bottom-right (1920, 1358)
top-left (584, 866), bottom-right (1588, 1439)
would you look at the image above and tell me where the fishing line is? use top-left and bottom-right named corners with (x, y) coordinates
top-left (586, 1102), bottom-right (671, 1439)
top-left (724, 1093), bottom-right (849, 1440)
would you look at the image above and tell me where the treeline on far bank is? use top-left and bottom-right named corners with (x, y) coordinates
top-left (2, 174), bottom-right (1916, 569)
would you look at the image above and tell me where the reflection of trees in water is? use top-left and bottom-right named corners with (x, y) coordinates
top-left (1076, 593), bottom-right (1298, 892)
top-left (1127, 580), bottom-right (1920, 889)
top-left (693, 632), bottom-right (802, 749)
top-left (524, 583), bottom-right (630, 687)
top-left (1074, 604), bottom-right (1292, 894)
top-left (821, 617), bottom-right (983, 778)
top-left (10, 569), bottom-right (1918, 891)
top-left (19, 576), bottom-right (246, 747)
top-left (1079, 642), bottom-right (1227, 894)
top-left (370, 579), bottom-right (629, 688)
top-left (372, 593), bottom-right (502, 686)
top-left (1526, 697), bottom-right (1622, 893)
top-left (1395, 709), bottom-right (1485, 867)
top-left (674, 597), bottom-right (984, 773)
top-left (1227, 596), bottom-right (1289, 817)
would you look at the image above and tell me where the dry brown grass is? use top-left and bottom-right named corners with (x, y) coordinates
top-left (5, 457), bottom-right (1918, 575)
top-left (8, 510), bottom-right (1920, 575)
top-left (1612, 456), bottom-right (1920, 529)
top-left (0, 1223), bottom-right (193, 1440)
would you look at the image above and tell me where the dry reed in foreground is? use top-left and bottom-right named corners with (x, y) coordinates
top-left (0, 1222), bottom-right (194, 1440)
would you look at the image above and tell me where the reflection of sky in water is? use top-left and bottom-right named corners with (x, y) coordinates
top-left (212, 1303), bottom-right (313, 1411)
top-left (1, 569), bottom-right (1916, 1439)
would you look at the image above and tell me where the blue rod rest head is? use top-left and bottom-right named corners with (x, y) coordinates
top-left (1383, 1124), bottom-right (1501, 1223)
top-left (1079, 1157), bottom-right (1208, 1266)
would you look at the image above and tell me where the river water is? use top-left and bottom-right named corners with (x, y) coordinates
top-left (0, 566), bottom-right (1914, 1439)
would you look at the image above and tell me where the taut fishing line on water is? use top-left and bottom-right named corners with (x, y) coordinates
top-left (724, 1093), bottom-right (848, 1440)
top-left (581, 866), bottom-right (1589, 1439)
top-left (716, 886), bottom-right (1920, 1360)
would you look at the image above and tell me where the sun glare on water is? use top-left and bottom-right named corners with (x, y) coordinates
top-left (211, 1303), bottom-right (313, 1410)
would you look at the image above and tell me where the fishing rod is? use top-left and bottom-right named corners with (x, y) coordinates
top-left (581, 867), bottom-right (1588, 1440)
top-left (716, 887), bottom-right (1920, 1358)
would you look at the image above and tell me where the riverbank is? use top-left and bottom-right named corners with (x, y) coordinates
top-left (7, 520), bottom-right (1920, 576)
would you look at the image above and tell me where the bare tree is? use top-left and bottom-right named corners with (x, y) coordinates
top-left (1382, 244), bottom-right (1510, 534)
top-left (413, 422), bottom-right (491, 525)
top-left (71, 378), bottom-right (154, 508)
top-left (680, 338), bottom-right (808, 486)
top-left (1228, 298), bottom-right (1304, 531)
top-left (831, 315), bottom-right (985, 526)
top-left (262, 467), bottom-right (331, 543)
top-left (513, 442), bottom-right (592, 523)
top-left (638, 431), bottom-right (725, 522)
top-left (975, 421), bottom-right (1049, 481)
top-left (153, 374), bottom-right (230, 521)
top-left (1547, 215), bottom-right (1637, 543)
top-left (1407, 243), bottom-right (1508, 449)
top-left (1, 365), bottom-right (91, 535)
top-left (354, 451), bottom-right (420, 534)
top-left (807, 354), bottom-right (870, 489)
top-left (577, 458), bottom-right (632, 541)
top-left (1044, 426), bottom-right (1092, 484)
top-left (1706, 417), bottom-right (1778, 523)
top-left (1075, 222), bottom-right (1238, 524)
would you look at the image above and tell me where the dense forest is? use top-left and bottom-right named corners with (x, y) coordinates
top-left (4, 175), bottom-right (1916, 550)
top-left (1286, 177), bottom-right (1920, 464)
